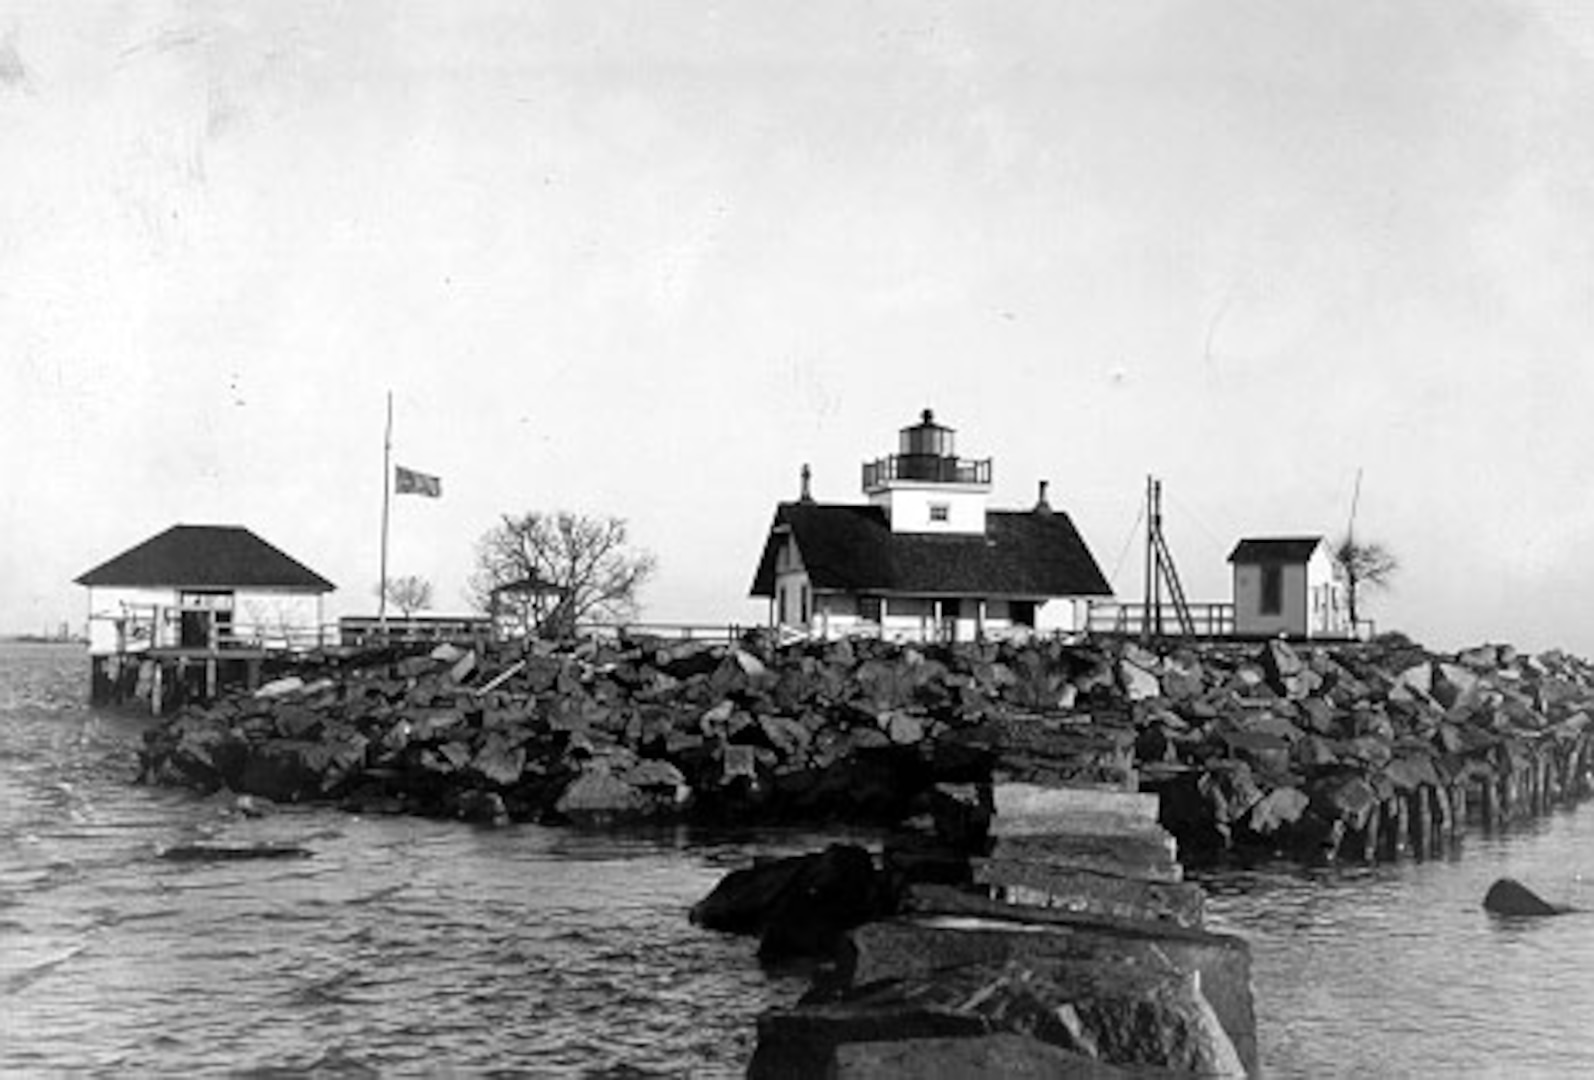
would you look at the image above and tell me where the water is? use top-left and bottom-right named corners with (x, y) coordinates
top-left (1198, 814), bottom-right (1594, 1077)
top-left (5, 642), bottom-right (1594, 1076)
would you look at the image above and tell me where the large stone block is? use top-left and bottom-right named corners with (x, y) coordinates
top-left (959, 861), bottom-right (1207, 927)
top-left (835, 915), bottom-right (1256, 1075)
top-left (832, 1032), bottom-right (1157, 1078)
top-left (987, 833), bottom-right (1181, 883)
top-left (990, 782), bottom-right (1161, 829)
top-left (755, 941), bottom-right (1247, 1077)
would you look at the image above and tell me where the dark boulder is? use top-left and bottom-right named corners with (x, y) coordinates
top-left (1483, 878), bottom-right (1572, 917)
top-left (690, 843), bottom-right (894, 963)
top-left (830, 1032), bottom-right (1142, 1079)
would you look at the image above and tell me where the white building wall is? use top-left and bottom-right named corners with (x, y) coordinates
top-left (86, 586), bottom-right (174, 653)
top-left (793, 593), bottom-right (1075, 642)
top-left (85, 586), bottom-right (325, 653)
top-left (772, 533), bottom-right (813, 629)
top-left (1304, 547), bottom-right (1350, 638)
top-left (234, 592), bottom-right (323, 646)
top-left (1035, 597), bottom-right (1087, 634)
top-left (867, 484), bottom-right (988, 534)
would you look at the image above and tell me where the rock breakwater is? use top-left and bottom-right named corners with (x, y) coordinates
top-left (136, 632), bottom-right (1594, 859)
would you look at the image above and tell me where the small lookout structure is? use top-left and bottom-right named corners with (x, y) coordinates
top-left (1227, 536), bottom-right (1349, 640)
top-left (75, 524), bottom-right (335, 709)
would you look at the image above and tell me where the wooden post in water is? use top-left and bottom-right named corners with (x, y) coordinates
top-left (1480, 776), bottom-right (1498, 830)
top-left (1409, 787), bottom-right (1431, 859)
top-left (1380, 796), bottom-right (1406, 859)
top-left (1448, 782), bottom-right (1466, 843)
top-left (1430, 784), bottom-right (1450, 849)
top-left (1360, 810), bottom-right (1380, 863)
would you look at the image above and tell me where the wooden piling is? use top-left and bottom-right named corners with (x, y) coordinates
top-left (1360, 809), bottom-right (1380, 864)
top-left (1480, 776), bottom-right (1498, 830)
top-left (1409, 788), bottom-right (1431, 859)
top-left (1431, 784), bottom-right (1451, 849)
top-left (1381, 796), bottom-right (1407, 859)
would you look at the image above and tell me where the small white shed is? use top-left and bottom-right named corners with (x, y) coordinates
top-left (1228, 536), bottom-right (1349, 640)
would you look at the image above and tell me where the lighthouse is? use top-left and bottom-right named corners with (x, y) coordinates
top-left (750, 408), bottom-right (1112, 641)
top-left (861, 408), bottom-right (992, 535)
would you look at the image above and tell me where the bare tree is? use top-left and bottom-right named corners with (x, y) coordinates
top-left (1333, 536), bottom-right (1398, 629)
top-left (468, 511), bottom-right (656, 636)
top-left (378, 575), bottom-right (434, 617)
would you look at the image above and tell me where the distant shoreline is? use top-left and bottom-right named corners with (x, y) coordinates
top-left (1, 635), bottom-right (86, 646)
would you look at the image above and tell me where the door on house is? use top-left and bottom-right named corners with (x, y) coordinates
top-left (178, 591), bottom-right (234, 649)
top-left (179, 609), bottom-right (210, 648)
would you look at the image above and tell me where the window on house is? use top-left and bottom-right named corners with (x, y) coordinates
top-left (777, 585), bottom-right (787, 623)
top-left (859, 595), bottom-right (883, 623)
top-left (1010, 600), bottom-right (1037, 628)
top-left (800, 583), bottom-right (810, 623)
top-left (1260, 564), bottom-right (1283, 615)
top-left (929, 503), bottom-right (950, 523)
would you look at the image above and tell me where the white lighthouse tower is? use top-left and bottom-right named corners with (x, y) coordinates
top-left (861, 408), bottom-right (992, 535)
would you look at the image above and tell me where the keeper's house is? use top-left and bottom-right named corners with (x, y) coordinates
top-left (75, 524), bottom-right (335, 659)
top-left (1228, 536), bottom-right (1350, 640)
top-left (750, 410), bottom-right (1112, 641)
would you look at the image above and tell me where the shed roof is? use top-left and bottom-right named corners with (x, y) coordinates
top-left (74, 525), bottom-right (335, 592)
top-left (1227, 536), bottom-right (1327, 564)
top-left (749, 502), bottom-right (1112, 599)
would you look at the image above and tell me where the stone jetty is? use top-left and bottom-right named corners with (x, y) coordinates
top-left (134, 629), bottom-right (1594, 1074)
top-left (709, 779), bottom-right (1257, 1076)
top-left (136, 632), bottom-right (1594, 863)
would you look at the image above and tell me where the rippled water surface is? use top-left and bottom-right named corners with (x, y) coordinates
top-left (0, 643), bottom-right (829, 1076)
top-left (5, 641), bottom-right (1594, 1077)
top-left (1198, 807), bottom-right (1594, 1078)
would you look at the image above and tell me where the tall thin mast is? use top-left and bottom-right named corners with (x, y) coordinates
top-left (379, 391), bottom-right (393, 630)
top-left (1346, 466), bottom-right (1363, 544)
top-left (1142, 475), bottom-right (1155, 643)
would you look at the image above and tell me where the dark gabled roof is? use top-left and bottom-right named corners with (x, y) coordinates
top-left (74, 525), bottom-right (335, 592)
top-left (749, 502), bottom-right (1112, 599)
top-left (1227, 536), bottom-right (1326, 564)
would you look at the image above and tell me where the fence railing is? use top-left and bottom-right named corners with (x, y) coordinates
top-left (337, 616), bottom-right (494, 647)
top-left (571, 621), bottom-right (751, 644)
top-left (862, 453), bottom-right (992, 489)
top-left (1085, 601), bottom-right (1237, 638)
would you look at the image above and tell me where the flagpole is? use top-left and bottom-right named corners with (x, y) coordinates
top-left (379, 390), bottom-right (393, 633)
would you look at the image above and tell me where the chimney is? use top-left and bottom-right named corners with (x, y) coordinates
top-left (1034, 479), bottom-right (1052, 514)
top-left (799, 463), bottom-right (814, 503)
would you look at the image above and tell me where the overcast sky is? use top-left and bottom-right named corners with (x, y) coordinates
top-left (5, 1), bottom-right (1594, 655)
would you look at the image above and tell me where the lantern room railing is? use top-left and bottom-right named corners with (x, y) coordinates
top-left (862, 453), bottom-right (992, 489)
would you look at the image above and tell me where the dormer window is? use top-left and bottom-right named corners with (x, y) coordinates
top-left (929, 503), bottom-right (950, 523)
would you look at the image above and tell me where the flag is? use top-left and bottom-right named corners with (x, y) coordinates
top-left (395, 464), bottom-right (441, 497)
